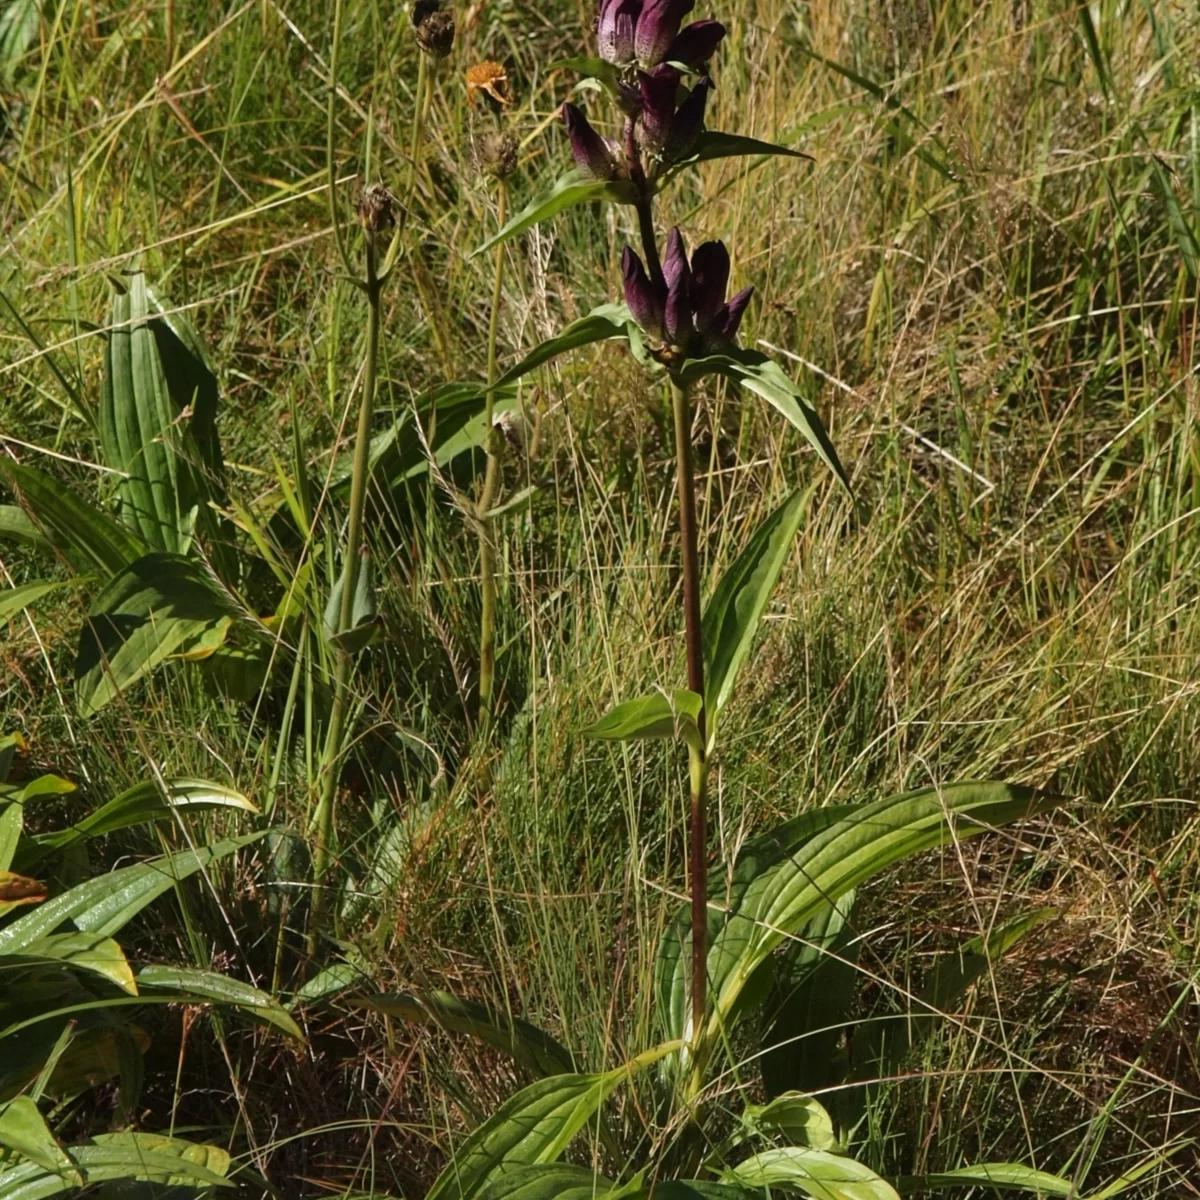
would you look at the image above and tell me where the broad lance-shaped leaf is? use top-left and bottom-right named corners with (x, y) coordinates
top-left (474, 171), bottom-right (639, 257)
top-left (353, 991), bottom-right (574, 1078)
top-left (0, 1096), bottom-right (80, 1184)
top-left (584, 689), bottom-right (702, 751)
top-left (678, 349), bottom-right (849, 492)
top-left (0, 1132), bottom-right (232, 1198)
top-left (0, 579), bottom-right (83, 625)
top-left (703, 784), bottom-right (1066, 1041)
top-left (737, 1093), bottom-right (838, 1153)
top-left (6, 932), bottom-right (137, 993)
top-left (893, 1165), bottom-right (1072, 1196)
top-left (477, 1165), bottom-right (628, 1200)
top-left (661, 130), bottom-right (811, 184)
top-left (0, 460), bottom-right (148, 579)
top-left (75, 551), bottom-right (239, 716)
top-left (0, 830), bottom-right (266, 954)
top-left (425, 1042), bottom-right (678, 1200)
top-left (702, 490), bottom-right (808, 746)
top-left (657, 806), bottom-right (855, 1044)
top-left (17, 778), bottom-right (256, 871)
top-left (136, 966), bottom-right (304, 1041)
top-left (723, 1147), bottom-right (900, 1200)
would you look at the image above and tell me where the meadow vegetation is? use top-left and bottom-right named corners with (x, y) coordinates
top-left (1, 0), bottom-right (1198, 1196)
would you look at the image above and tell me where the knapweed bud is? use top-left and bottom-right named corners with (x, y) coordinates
top-left (622, 246), bottom-right (666, 337)
top-left (413, 0), bottom-right (455, 57)
top-left (562, 103), bottom-right (619, 181)
top-left (357, 183), bottom-right (397, 234)
top-left (665, 18), bottom-right (725, 66)
top-left (635, 0), bottom-right (695, 67)
top-left (479, 129), bottom-right (519, 180)
top-left (598, 0), bottom-right (640, 65)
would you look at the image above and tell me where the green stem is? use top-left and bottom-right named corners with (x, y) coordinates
top-left (325, 0), bottom-right (354, 279)
top-left (309, 234), bottom-right (382, 947)
top-left (477, 180), bottom-right (508, 723)
top-left (672, 378), bottom-right (707, 1048)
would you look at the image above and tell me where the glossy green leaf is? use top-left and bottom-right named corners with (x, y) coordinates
top-left (0, 1132), bottom-right (231, 1200)
top-left (661, 130), bottom-right (811, 184)
top-left (473, 171), bottom-right (640, 257)
top-left (323, 550), bottom-right (381, 655)
top-left (426, 1044), bottom-right (675, 1200)
top-left (353, 991), bottom-right (574, 1078)
top-left (0, 579), bottom-right (81, 625)
top-left (0, 830), bottom-right (266, 954)
top-left (740, 1093), bottom-right (838, 1153)
top-left (702, 784), bottom-right (1066, 1043)
top-left (0, 461), bottom-right (148, 579)
top-left (0, 803), bottom-right (21, 872)
top-left (9, 933), bottom-right (137, 993)
top-left (678, 349), bottom-right (849, 492)
top-left (477, 1166), bottom-right (625, 1200)
top-left (894, 1164), bottom-right (1072, 1196)
top-left (0, 1097), bottom-right (79, 1183)
top-left (702, 490), bottom-right (807, 744)
top-left (293, 962), bottom-right (370, 1005)
top-left (495, 306), bottom-right (640, 388)
top-left (725, 1148), bottom-right (900, 1200)
top-left (135, 965), bottom-right (303, 1041)
top-left (75, 552), bottom-right (238, 716)
top-left (583, 689), bottom-right (702, 751)
top-left (20, 778), bottom-right (256, 869)
top-left (0, 774), bottom-right (77, 805)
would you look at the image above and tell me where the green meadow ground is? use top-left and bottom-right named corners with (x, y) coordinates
top-left (2, 0), bottom-right (1199, 1194)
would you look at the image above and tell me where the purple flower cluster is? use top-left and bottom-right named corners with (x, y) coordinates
top-left (623, 229), bottom-right (752, 353)
top-left (598, 0), bottom-right (725, 70)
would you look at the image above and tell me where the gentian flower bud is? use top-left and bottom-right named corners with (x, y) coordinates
top-left (663, 75), bottom-right (709, 163)
top-left (636, 66), bottom-right (681, 157)
top-left (709, 285), bottom-right (754, 344)
top-left (635, 0), bottom-right (696, 67)
top-left (663, 228), bottom-right (694, 343)
top-left (665, 18), bottom-right (726, 66)
top-left (689, 241), bottom-right (730, 332)
top-left (622, 247), bottom-right (667, 337)
top-left (599, 0), bottom-right (641, 64)
top-left (562, 103), bottom-right (619, 181)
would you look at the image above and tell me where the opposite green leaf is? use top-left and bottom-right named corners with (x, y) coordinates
top-left (584, 689), bottom-right (702, 751)
top-left (724, 1147), bottom-right (900, 1200)
top-left (136, 965), bottom-right (304, 1041)
top-left (894, 1164), bottom-right (1073, 1196)
top-left (474, 171), bottom-right (640, 257)
top-left (9, 933), bottom-right (137, 993)
top-left (702, 489), bottom-right (808, 745)
top-left (739, 1093), bottom-right (838, 1153)
top-left (477, 1165), bottom-right (626, 1200)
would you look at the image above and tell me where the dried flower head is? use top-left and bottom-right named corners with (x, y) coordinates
top-left (479, 129), bottom-right (519, 180)
top-left (413, 1), bottom-right (455, 56)
top-left (466, 61), bottom-right (512, 113)
top-left (357, 183), bottom-right (397, 234)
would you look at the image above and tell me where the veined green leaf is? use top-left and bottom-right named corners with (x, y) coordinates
top-left (583, 689), bottom-right (702, 751)
top-left (20, 778), bottom-right (256, 869)
top-left (494, 306), bottom-right (639, 389)
top-left (7, 933), bottom-right (137, 993)
top-left (0, 579), bottom-right (82, 625)
top-left (353, 991), bottom-right (574, 1078)
top-left (0, 803), bottom-right (21, 872)
top-left (661, 130), bottom-right (811, 186)
top-left (477, 1165), bottom-right (626, 1200)
top-left (678, 349), bottom-right (849, 492)
top-left (0, 1132), bottom-right (232, 1200)
top-left (894, 1164), bottom-right (1072, 1196)
top-left (75, 552), bottom-right (239, 716)
top-left (725, 1148), bottom-right (899, 1200)
top-left (0, 0), bottom-right (41, 85)
top-left (702, 490), bottom-right (808, 744)
top-left (704, 784), bottom-right (1066, 1042)
top-left (136, 965), bottom-right (303, 1041)
top-left (0, 461), bottom-right (147, 579)
top-left (0, 1097), bottom-right (80, 1184)
top-left (739, 1093), bottom-right (838, 1153)
top-left (426, 1044), bottom-right (678, 1200)
top-left (0, 830), bottom-right (266, 953)
top-left (473, 171), bottom-right (640, 257)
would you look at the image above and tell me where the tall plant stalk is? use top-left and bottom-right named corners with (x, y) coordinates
top-left (476, 180), bottom-right (508, 723)
top-left (672, 377), bottom-right (708, 1045)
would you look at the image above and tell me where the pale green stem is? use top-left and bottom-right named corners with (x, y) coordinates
top-left (476, 180), bottom-right (508, 723)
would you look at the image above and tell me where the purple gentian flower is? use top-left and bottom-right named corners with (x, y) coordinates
top-left (636, 72), bottom-right (709, 169)
top-left (562, 103), bottom-right (621, 181)
top-left (624, 229), bottom-right (753, 353)
top-left (597, 0), bottom-right (725, 69)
